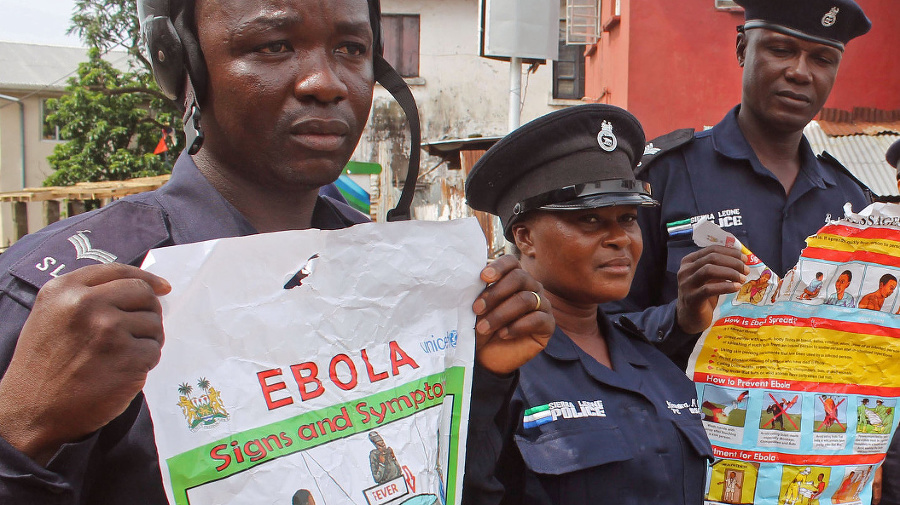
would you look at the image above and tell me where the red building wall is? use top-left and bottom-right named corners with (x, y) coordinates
top-left (825, 0), bottom-right (899, 111)
top-left (589, 0), bottom-right (635, 107)
top-left (585, 0), bottom-right (900, 140)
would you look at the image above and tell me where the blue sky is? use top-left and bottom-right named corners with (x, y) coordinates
top-left (0, 0), bottom-right (83, 46)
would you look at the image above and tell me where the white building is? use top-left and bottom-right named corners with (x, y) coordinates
top-left (357, 0), bottom-right (582, 241)
top-left (0, 42), bottom-right (130, 247)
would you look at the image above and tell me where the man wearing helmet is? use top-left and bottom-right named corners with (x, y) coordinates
top-left (0, 0), bottom-right (554, 502)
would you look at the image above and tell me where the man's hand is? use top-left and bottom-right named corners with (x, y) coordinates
top-left (472, 255), bottom-right (554, 375)
top-left (0, 263), bottom-right (171, 465)
top-left (676, 245), bottom-right (748, 334)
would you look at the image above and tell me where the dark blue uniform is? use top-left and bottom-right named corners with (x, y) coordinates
top-left (0, 152), bottom-right (369, 504)
top-left (464, 311), bottom-right (712, 505)
top-left (604, 106), bottom-right (871, 366)
top-left (884, 435), bottom-right (900, 504)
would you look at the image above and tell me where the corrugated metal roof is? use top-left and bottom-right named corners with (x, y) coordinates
top-left (817, 107), bottom-right (900, 136)
top-left (0, 41), bottom-right (130, 92)
top-left (818, 122), bottom-right (900, 136)
top-left (804, 120), bottom-right (899, 197)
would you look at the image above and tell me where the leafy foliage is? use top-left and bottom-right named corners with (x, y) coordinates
top-left (43, 0), bottom-right (183, 186)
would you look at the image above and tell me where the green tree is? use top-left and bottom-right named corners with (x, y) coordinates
top-left (43, 0), bottom-right (182, 186)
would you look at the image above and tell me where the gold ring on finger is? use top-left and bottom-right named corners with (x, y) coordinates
top-left (531, 291), bottom-right (541, 311)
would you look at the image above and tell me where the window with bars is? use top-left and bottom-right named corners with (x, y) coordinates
top-left (41, 99), bottom-right (66, 141)
top-left (553, 22), bottom-right (586, 100)
top-left (565, 0), bottom-right (600, 45)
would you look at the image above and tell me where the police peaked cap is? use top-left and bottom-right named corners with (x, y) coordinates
top-left (466, 104), bottom-right (656, 241)
top-left (735, 0), bottom-right (871, 51)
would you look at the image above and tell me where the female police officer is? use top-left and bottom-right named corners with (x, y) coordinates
top-left (463, 104), bottom-right (713, 504)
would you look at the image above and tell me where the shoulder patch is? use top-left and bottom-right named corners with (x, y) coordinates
top-left (635, 128), bottom-right (695, 178)
top-left (818, 150), bottom-right (875, 202)
top-left (9, 201), bottom-right (171, 290)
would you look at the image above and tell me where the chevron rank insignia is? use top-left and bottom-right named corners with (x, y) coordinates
top-left (67, 230), bottom-right (118, 264)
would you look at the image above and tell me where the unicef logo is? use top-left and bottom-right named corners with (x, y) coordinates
top-left (420, 330), bottom-right (458, 354)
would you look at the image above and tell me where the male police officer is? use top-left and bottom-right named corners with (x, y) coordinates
top-left (606, 0), bottom-right (873, 367)
top-left (0, 0), bottom-right (554, 502)
top-left (605, 0), bottom-right (888, 501)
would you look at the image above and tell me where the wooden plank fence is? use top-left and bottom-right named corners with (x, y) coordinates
top-left (0, 175), bottom-right (170, 246)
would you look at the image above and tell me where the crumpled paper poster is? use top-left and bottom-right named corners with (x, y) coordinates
top-left (142, 218), bottom-right (486, 505)
top-left (688, 203), bottom-right (900, 505)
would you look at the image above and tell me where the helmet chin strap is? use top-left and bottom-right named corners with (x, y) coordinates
top-left (182, 77), bottom-right (204, 155)
top-left (180, 54), bottom-right (420, 222)
top-left (374, 54), bottom-right (420, 222)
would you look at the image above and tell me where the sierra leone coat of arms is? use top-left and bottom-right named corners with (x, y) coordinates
top-left (177, 378), bottom-right (230, 430)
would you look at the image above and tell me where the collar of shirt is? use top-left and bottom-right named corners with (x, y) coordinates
top-left (708, 105), bottom-right (837, 193)
top-left (542, 310), bottom-right (651, 371)
top-left (149, 152), bottom-right (366, 245)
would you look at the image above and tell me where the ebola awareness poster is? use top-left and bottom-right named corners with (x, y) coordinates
top-left (141, 219), bottom-right (486, 505)
top-left (688, 203), bottom-right (900, 505)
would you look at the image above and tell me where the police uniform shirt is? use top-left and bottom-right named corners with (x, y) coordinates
top-left (466, 311), bottom-right (712, 505)
top-left (0, 151), bottom-right (368, 504)
top-left (604, 106), bottom-right (871, 366)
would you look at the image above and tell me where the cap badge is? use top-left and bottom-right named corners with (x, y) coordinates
top-left (822, 7), bottom-right (839, 27)
top-left (597, 121), bottom-right (618, 152)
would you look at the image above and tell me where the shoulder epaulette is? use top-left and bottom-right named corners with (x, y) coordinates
top-left (7, 200), bottom-right (171, 291)
top-left (817, 150), bottom-right (875, 203)
top-left (614, 315), bottom-right (651, 343)
top-left (635, 128), bottom-right (695, 178)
